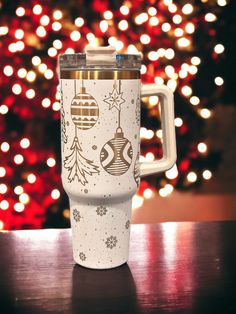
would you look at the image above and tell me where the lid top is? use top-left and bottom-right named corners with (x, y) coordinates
top-left (85, 45), bottom-right (116, 64)
top-left (85, 45), bottom-right (116, 55)
top-left (59, 46), bottom-right (141, 70)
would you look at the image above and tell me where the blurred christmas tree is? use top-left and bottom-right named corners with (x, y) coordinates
top-left (0, 0), bottom-right (232, 230)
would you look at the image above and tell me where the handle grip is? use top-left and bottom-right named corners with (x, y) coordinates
top-left (140, 84), bottom-right (176, 177)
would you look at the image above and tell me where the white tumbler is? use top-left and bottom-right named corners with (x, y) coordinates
top-left (59, 46), bottom-right (176, 269)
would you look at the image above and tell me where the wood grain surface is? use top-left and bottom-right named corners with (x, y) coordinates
top-left (0, 222), bottom-right (236, 314)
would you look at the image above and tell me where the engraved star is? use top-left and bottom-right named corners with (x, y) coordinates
top-left (103, 83), bottom-right (125, 111)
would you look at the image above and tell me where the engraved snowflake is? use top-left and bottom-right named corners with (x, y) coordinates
top-left (79, 252), bottom-right (86, 261)
top-left (105, 236), bottom-right (118, 249)
top-left (73, 208), bottom-right (81, 222)
top-left (125, 220), bottom-right (130, 229)
top-left (96, 206), bottom-right (107, 216)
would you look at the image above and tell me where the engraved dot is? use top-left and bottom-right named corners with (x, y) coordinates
top-left (84, 189), bottom-right (88, 193)
top-left (134, 134), bottom-right (137, 139)
top-left (66, 122), bottom-right (69, 126)
top-left (92, 145), bottom-right (97, 150)
top-left (131, 99), bottom-right (134, 104)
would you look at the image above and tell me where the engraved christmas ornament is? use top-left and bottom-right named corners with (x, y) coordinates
top-left (100, 127), bottom-right (133, 176)
top-left (101, 80), bottom-right (133, 176)
top-left (71, 85), bottom-right (99, 130)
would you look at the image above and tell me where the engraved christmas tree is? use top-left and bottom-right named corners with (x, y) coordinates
top-left (64, 136), bottom-right (99, 185)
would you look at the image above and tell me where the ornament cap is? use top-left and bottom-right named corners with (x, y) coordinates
top-left (80, 86), bottom-right (86, 93)
top-left (115, 127), bottom-right (124, 138)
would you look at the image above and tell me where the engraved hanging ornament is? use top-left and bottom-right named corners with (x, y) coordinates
top-left (101, 127), bottom-right (133, 176)
top-left (71, 85), bottom-right (99, 130)
top-left (64, 80), bottom-right (100, 185)
top-left (100, 80), bottom-right (133, 176)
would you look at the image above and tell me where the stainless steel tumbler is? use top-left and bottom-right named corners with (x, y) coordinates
top-left (59, 46), bottom-right (176, 269)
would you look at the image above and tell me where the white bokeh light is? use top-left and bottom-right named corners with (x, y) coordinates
top-left (187, 172), bottom-right (197, 183)
top-left (0, 184), bottom-right (7, 194)
top-left (0, 167), bottom-right (6, 177)
top-left (203, 170), bottom-right (212, 180)
top-left (19, 193), bottom-right (30, 204)
top-left (51, 189), bottom-right (60, 200)
top-left (0, 200), bottom-right (9, 210)
top-left (198, 142), bottom-right (208, 153)
top-left (14, 202), bottom-right (25, 212)
top-left (47, 157), bottom-right (56, 167)
top-left (3, 65), bottom-right (13, 76)
top-left (20, 138), bottom-right (30, 149)
top-left (14, 154), bottom-right (24, 165)
top-left (1, 142), bottom-right (10, 152)
top-left (14, 186), bottom-right (24, 195)
top-left (27, 173), bottom-right (36, 184)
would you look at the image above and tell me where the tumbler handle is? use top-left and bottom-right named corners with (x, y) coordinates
top-left (140, 84), bottom-right (176, 177)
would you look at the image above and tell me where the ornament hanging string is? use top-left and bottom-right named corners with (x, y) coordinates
top-left (74, 79), bottom-right (77, 137)
top-left (118, 80), bottom-right (121, 129)
top-left (60, 79), bottom-right (68, 151)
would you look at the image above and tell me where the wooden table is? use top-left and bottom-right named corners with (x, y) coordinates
top-left (0, 222), bottom-right (236, 314)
